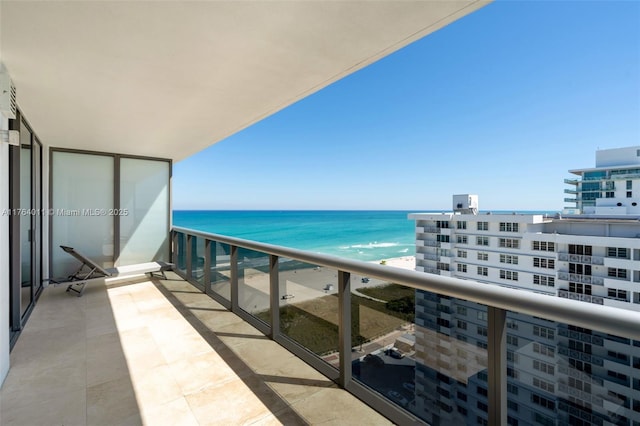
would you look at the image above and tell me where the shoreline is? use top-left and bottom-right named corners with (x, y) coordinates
top-left (370, 255), bottom-right (416, 272)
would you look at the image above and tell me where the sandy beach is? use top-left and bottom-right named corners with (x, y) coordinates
top-left (371, 255), bottom-right (416, 272)
top-left (222, 255), bottom-right (417, 313)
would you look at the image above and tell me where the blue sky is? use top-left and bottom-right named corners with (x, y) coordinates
top-left (174, 1), bottom-right (640, 211)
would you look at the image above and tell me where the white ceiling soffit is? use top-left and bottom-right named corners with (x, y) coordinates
top-left (1, 1), bottom-right (489, 161)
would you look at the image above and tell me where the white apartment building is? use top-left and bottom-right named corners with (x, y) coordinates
top-left (410, 147), bottom-right (640, 426)
top-left (565, 146), bottom-right (640, 215)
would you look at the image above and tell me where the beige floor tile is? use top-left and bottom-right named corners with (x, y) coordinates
top-left (0, 387), bottom-right (87, 426)
top-left (145, 310), bottom-right (196, 337)
top-left (155, 331), bottom-right (215, 364)
top-left (186, 375), bottom-right (288, 426)
top-left (87, 351), bottom-right (130, 388)
top-left (248, 408), bottom-right (310, 426)
top-left (191, 307), bottom-right (246, 331)
top-left (257, 356), bottom-right (336, 405)
top-left (135, 296), bottom-right (174, 313)
top-left (228, 337), bottom-right (296, 374)
top-left (207, 345), bottom-right (259, 377)
top-left (112, 313), bottom-right (149, 334)
top-left (103, 283), bottom-right (131, 296)
top-left (0, 358), bottom-right (87, 410)
top-left (1, 302), bottom-right (86, 408)
top-left (169, 290), bottom-right (217, 308)
top-left (86, 332), bottom-right (131, 387)
top-left (118, 329), bottom-right (166, 375)
top-left (85, 304), bottom-right (118, 338)
top-left (140, 396), bottom-right (200, 426)
top-left (9, 333), bottom-right (86, 372)
top-left (83, 283), bottom-right (111, 307)
top-left (87, 375), bottom-right (143, 426)
top-left (212, 320), bottom-right (268, 348)
top-left (109, 295), bottom-right (143, 319)
top-left (86, 330), bottom-right (123, 356)
top-left (289, 386), bottom-right (392, 425)
top-left (146, 313), bottom-right (215, 364)
top-left (161, 277), bottom-right (201, 293)
top-left (168, 350), bottom-right (249, 396)
top-left (129, 364), bottom-right (184, 408)
top-left (24, 299), bottom-right (85, 333)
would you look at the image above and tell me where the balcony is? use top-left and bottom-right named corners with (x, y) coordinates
top-left (170, 227), bottom-right (640, 425)
top-left (558, 289), bottom-right (604, 305)
top-left (556, 272), bottom-right (605, 285)
top-left (557, 253), bottom-right (605, 265)
top-left (4, 227), bottom-right (640, 425)
top-left (0, 275), bottom-right (384, 425)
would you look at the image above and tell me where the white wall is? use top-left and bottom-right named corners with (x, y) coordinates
top-left (595, 146), bottom-right (640, 168)
top-left (0, 115), bottom-right (10, 386)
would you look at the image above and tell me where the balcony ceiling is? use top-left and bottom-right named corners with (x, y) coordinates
top-left (1, 1), bottom-right (488, 161)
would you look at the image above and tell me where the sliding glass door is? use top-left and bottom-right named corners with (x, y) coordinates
top-left (9, 112), bottom-right (43, 339)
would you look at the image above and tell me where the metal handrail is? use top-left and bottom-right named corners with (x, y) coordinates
top-left (173, 226), bottom-right (640, 340)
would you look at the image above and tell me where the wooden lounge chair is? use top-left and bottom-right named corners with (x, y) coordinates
top-left (60, 245), bottom-right (173, 296)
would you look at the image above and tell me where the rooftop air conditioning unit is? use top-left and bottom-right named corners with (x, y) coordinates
top-left (0, 66), bottom-right (17, 119)
top-left (452, 194), bottom-right (479, 215)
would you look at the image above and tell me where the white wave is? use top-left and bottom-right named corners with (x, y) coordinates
top-left (350, 242), bottom-right (399, 249)
top-left (399, 248), bottom-right (409, 253)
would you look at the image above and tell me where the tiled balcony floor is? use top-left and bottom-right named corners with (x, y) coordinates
top-left (0, 273), bottom-right (390, 425)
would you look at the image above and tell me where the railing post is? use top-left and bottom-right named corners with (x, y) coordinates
top-left (230, 245), bottom-right (239, 312)
top-left (488, 306), bottom-right (507, 425)
top-left (170, 231), bottom-right (176, 265)
top-left (186, 235), bottom-right (193, 279)
top-left (338, 270), bottom-right (352, 388)
top-left (269, 254), bottom-right (279, 339)
top-left (204, 239), bottom-right (212, 294)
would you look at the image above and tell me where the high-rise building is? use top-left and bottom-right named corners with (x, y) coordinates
top-left (411, 146), bottom-right (640, 425)
top-left (565, 146), bottom-right (640, 215)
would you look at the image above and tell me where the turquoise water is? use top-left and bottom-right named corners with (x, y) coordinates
top-left (173, 210), bottom-right (417, 262)
top-left (173, 210), bottom-right (558, 262)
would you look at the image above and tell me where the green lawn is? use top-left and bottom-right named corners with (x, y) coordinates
top-left (257, 287), bottom-right (414, 355)
top-left (358, 283), bottom-right (415, 302)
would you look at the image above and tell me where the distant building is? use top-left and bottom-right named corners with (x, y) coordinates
top-left (410, 146), bottom-right (640, 426)
top-left (565, 146), bottom-right (640, 215)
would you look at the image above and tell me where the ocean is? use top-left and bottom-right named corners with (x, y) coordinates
top-left (173, 210), bottom-right (417, 262)
top-left (173, 210), bottom-right (558, 262)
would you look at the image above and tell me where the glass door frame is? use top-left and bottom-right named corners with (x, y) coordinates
top-left (8, 110), bottom-right (43, 346)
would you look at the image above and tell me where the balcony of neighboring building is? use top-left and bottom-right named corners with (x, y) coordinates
top-left (564, 179), bottom-right (579, 187)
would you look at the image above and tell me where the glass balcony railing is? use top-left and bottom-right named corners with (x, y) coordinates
top-left (172, 227), bottom-right (640, 426)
